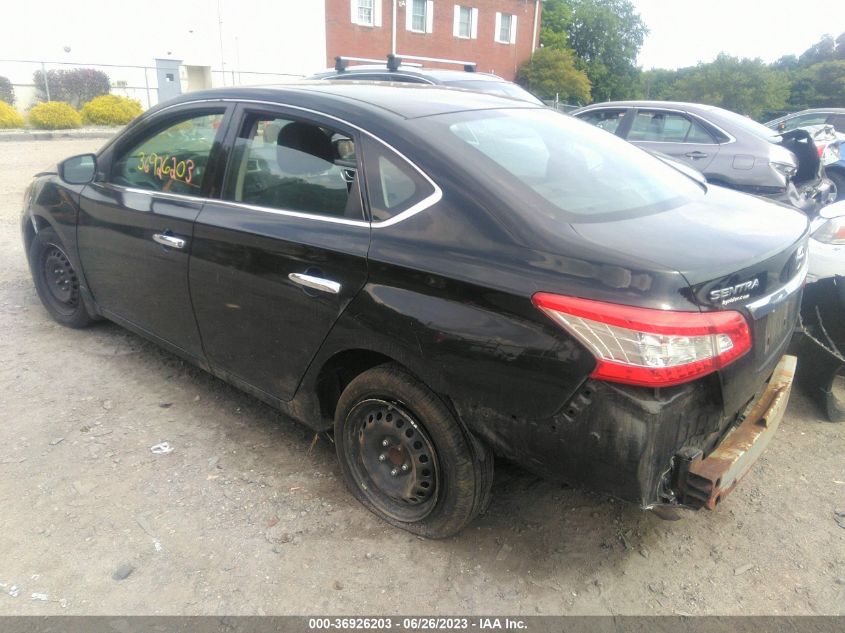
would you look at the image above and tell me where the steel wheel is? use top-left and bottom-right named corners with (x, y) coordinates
top-left (343, 399), bottom-right (440, 522)
top-left (40, 244), bottom-right (80, 314)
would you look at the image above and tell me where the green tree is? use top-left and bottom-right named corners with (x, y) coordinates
top-left (517, 48), bottom-right (591, 103)
top-left (670, 54), bottom-right (789, 119)
top-left (0, 76), bottom-right (14, 105)
top-left (543, 0), bottom-right (648, 101)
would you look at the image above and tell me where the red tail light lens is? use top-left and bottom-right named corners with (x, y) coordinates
top-left (532, 293), bottom-right (752, 387)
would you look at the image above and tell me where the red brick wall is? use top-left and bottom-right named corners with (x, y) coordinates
top-left (325, 0), bottom-right (541, 81)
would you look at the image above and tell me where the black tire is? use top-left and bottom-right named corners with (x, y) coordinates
top-left (334, 363), bottom-right (493, 538)
top-left (29, 227), bottom-right (94, 329)
top-left (828, 170), bottom-right (845, 203)
top-left (824, 366), bottom-right (845, 423)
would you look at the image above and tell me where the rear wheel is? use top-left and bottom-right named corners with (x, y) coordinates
top-left (334, 363), bottom-right (493, 538)
top-left (825, 366), bottom-right (845, 423)
top-left (29, 227), bottom-right (94, 329)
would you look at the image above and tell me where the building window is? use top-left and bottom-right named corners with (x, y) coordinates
top-left (351, 0), bottom-right (381, 27)
top-left (453, 5), bottom-right (478, 39)
top-left (358, 0), bottom-right (373, 25)
top-left (407, 0), bottom-right (433, 33)
top-left (495, 12), bottom-right (517, 44)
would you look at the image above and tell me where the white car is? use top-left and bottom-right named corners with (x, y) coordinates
top-left (807, 200), bottom-right (845, 282)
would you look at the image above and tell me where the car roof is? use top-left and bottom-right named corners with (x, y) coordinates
top-left (574, 100), bottom-right (721, 113)
top-left (153, 82), bottom-right (539, 121)
top-left (310, 66), bottom-right (509, 83)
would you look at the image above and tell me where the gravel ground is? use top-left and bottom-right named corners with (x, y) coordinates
top-left (0, 139), bottom-right (844, 616)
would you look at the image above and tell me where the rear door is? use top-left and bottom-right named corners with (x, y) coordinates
top-left (76, 104), bottom-right (231, 359)
top-left (625, 109), bottom-right (720, 171)
top-left (188, 103), bottom-right (370, 401)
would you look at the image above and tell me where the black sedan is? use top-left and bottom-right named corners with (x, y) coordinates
top-left (22, 84), bottom-right (808, 537)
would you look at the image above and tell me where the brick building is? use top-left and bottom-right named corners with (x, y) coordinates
top-left (325, 0), bottom-right (542, 81)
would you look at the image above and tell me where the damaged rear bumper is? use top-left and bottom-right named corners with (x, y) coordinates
top-left (675, 354), bottom-right (796, 509)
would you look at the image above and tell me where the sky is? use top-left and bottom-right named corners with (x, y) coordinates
top-left (632, 0), bottom-right (845, 69)
top-left (0, 0), bottom-right (843, 80)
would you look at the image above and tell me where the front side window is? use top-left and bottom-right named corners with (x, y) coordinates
top-left (424, 108), bottom-right (702, 219)
top-left (576, 109), bottom-right (628, 134)
top-left (111, 111), bottom-right (225, 195)
top-left (223, 114), bottom-right (362, 220)
top-left (496, 13), bottom-right (516, 43)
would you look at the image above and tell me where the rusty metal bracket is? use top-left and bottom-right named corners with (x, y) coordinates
top-left (681, 354), bottom-right (796, 510)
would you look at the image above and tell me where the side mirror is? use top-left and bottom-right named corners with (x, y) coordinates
top-left (59, 153), bottom-right (97, 185)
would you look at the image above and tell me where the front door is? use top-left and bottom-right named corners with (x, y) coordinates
top-left (189, 104), bottom-right (370, 401)
top-left (76, 106), bottom-right (230, 359)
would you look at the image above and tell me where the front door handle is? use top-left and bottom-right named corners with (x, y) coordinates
top-left (153, 233), bottom-right (186, 249)
top-left (684, 151), bottom-right (708, 159)
top-left (288, 273), bottom-right (341, 295)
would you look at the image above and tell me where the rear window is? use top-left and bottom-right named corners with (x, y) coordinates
top-left (443, 80), bottom-right (543, 105)
top-left (424, 108), bottom-right (702, 219)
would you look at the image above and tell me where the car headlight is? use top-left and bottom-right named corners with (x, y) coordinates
top-left (771, 161), bottom-right (797, 178)
top-left (813, 216), bottom-right (845, 245)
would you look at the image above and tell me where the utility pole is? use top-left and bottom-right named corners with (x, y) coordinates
top-left (217, 0), bottom-right (226, 86)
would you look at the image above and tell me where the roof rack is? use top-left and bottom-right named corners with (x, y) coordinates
top-left (390, 54), bottom-right (477, 73)
top-left (334, 54), bottom-right (477, 74)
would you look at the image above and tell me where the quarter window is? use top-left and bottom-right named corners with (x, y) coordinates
top-left (111, 111), bottom-right (225, 195)
top-left (362, 137), bottom-right (436, 222)
top-left (627, 111), bottom-right (714, 144)
top-left (577, 109), bottom-right (627, 134)
top-left (223, 114), bottom-right (363, 220)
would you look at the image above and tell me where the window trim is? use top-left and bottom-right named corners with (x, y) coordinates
top-left (130, 98), bottom-right (442, 229)
top-left (351, 0), bottom-right (381, 27)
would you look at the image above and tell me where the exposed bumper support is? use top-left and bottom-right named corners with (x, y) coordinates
top-left (678, 354), bottom-right (796, 509)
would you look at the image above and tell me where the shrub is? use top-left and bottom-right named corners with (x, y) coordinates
top-left (0, 76), bottom-right (14, 105)
top-left (33, 68), bottom-right (110, 108)
top-left (28, 101), bottom-right (82, 129)
top-left (0, 101), bottom-right (24, 128)
top-left (81, 94), bottom-right (143, 126)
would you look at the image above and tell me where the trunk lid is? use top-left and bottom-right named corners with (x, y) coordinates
top-left (571, 185), bottom-right (809, 415)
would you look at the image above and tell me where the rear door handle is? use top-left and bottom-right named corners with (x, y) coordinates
top-left (288, 273), bottom-right (341, 294)
top-left (153, 233), bottom-right (186, 249)
top-left (684, 151), bottom-right (708, 159)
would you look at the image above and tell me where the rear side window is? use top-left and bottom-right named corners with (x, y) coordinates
top-left (111, 111), bottom-right (225, 195)
top-left (223, 113), bottom-right (363, 220)
top-left (576, 109), bottom-right (627, 134)
top-left (829, 114), bottom-right (845, 134)
top-left (362, 137), bottom-right (436, 222)
top-left (627, 111), bottom-right (714, 143)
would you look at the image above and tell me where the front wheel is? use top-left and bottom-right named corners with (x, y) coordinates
top-left (29, 226), bottom-right (94, 329)
top-left (334, 363), bottom-right (493, 538)
top-left (828, 170), bottom-right (845, 202)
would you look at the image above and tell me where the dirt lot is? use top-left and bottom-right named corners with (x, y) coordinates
top-left (0, 139), bottom-right (843, 616)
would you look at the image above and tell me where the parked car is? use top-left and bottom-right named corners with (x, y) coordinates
top-left (766, 108), bottom-right (845, 134)
top-left (22, 84), bottom-right (808, 537)
top-left (310, 54), bottom-right (544, 105)
top-left (571, 101), bottom-right (836, 214)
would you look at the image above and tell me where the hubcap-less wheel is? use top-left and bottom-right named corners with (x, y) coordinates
top-left (343, 399), bottom-right (439, 522)
top-left (41, 245), bottom-right (79, 312)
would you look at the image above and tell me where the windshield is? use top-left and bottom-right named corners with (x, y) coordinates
top-left (422, 108), bottom-right (702, 219)
top-left (443, 80), bottom-right (544, 105)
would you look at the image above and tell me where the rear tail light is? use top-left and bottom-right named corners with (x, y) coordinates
top-left (532, 293), bottom-right (752, 387)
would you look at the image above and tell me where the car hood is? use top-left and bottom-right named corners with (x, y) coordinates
top-left (569, 185), bottom-right (809, 287)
